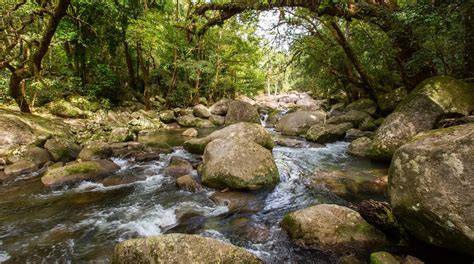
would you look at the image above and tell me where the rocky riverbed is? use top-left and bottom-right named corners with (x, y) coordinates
top-left (0, 76), bottom-right (473, 263)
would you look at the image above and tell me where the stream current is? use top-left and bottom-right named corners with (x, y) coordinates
top-left (0, 129), bottom-right (388, 263)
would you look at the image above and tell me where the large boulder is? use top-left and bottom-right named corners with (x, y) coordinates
top-left (388, 123), bottom-right (474, 255)
top-left (111, 234), bottom-right (262, 264)
top-left (281, 204), bottom-right (386, 254)
top-left (184, 122), bottom-right (274, 154)
top-left (305, 123), bottom-right (353, 144)
top-left (275, 111), bottom-right (326, 136)
top-left (209, 99), bottom-right (230, 116)
top-left (193, 104), bottom-right (211, 119)
top-left (225, 100), bottom-right (260, 125)
top-left (369, 76), bottom-right (474, 161)
top-left (44, 137), bottom-right (81, 163)
top-left (41, 160), bottom-right (120, 187)
top-left (201, 138), bottom-right (279, 190)
top-left (0, 108), bottom-right (70, 156)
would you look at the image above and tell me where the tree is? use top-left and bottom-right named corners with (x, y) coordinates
top-left (1, 0), bottom-right (71, 112)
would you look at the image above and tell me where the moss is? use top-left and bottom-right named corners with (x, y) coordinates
top-left (281, 214), bottom-right (303, 239)
top-left (64, 162), bottom-right (98, 174)
top-left (370, 251), bottom-right (400, 264)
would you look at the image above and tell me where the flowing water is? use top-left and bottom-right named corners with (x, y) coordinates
top-left (0, 129), bottom-right (388, 263)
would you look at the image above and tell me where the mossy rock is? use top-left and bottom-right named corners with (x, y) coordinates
top-left (41, 160), bottom-right (119, 187)
top-left (281, 204), bottom-right (386, 254)
top-left (275, 111), bottom-right (326, 136)
top-left (0, 108), bottom-right (71, 156)
top-left (202, 138), bottom-right (279, 190)
top-left (369, 76), bottom-right (474, 162)
top-left (388, 123), bottom-right (474, 256)
top-left (47, 99), bottom-right (87, 118)
top-left (78, 141), bottom-right (112, 161)
top-left (44, 137), bottom-right (81, 162)
top-left (111, 234), bottom-right (263, 264)
top-left (225, 100), bottom-right (260, 125)
top-left (370, 251), bottom-right (400, 264)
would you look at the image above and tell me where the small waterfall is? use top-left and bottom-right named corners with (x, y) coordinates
top-left (260, 112), bottom-right (269, 127)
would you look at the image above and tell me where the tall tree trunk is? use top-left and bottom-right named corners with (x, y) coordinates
top-left (8, 0), bottom-right (70, 113)
top-left (137, 45), bottom-right (151, 110)
top-left (9, 68), bottom-right (31, 113)
top-left (124, 41), bottom-right (136, 89)
top-left (327, 19), bottom-right (380, 103)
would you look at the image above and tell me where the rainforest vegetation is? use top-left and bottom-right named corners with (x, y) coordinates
top-left (0, 1), bottom-right (473, 263)
top-left (1, 0), bottom-right (472, 111)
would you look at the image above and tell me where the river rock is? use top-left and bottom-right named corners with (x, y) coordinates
top-left (176, 175), bottom-right (202, 192)
top-left (281, 204), bottom-right (386, 254)
top-left (195, 119), bottom-right (215, 128)
top-left (159, 110), bottom-right (176, 124)
top-left (348, 137), bottom-right (372, 157)
top-left (78, 141), bottom-right (112, 161)
top-left (47, 99), bottom-right (86, 118)
top-left (210, 191), bottom-right (262, 213)
top-left (44, 137), bottom-right (81, 162)
top-left (345, 128), bottom-right (374, 140)
top-left (369, 76), bottom-right (474, 161)
top-left (165, 156), bottom-right (193, 177)
top-left (182, 128), bottom-right (198, 137)
top-left (370, 251), bottom-right (400, 264)
top-left (388, 123), bottom-right (474, 255)
top-left (0, 108), bottom-right (71, 156)
top-left (184, 122), bottom-right (274, 154)
top-left (327, 110), bottom-right (371, 127)
top-left (309, 170), bottom-right (388, 200)
top-left (111, 234), bottom-right (262, 264)
top-left (275, 111), bottom-right (326, 136)
top-left (41, 160), bottom-right (120, 187)
top-left (4, 160), bottom-right (38, 178)
top-left (346, 98), bottom-right (377, 115)
top-left (7, 145), bottom-right (51, 166)
top-left (209, 99), bottom-right (230, 116)
top-left (225, 100), bottom-right (260, 125)
top-left (202, 138), bottom-right (279, 190)
top-left (306, 123), bottom-right (353, 143)
top-left (209, 114), bottom-right (225, 126)
top-left (108, 127), bottom-right (133, 143)
top-left (134, 152), bottom-right (161, 162)
top-left (176, 115), bottom-right (200, 127)
top-left (275, 137), bottom-right (308, 148)
top-left (193, 104), bottom-right (210, 119)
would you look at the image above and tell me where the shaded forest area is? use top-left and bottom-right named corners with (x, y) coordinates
top-left (1, 0), bottom-right (472, 113)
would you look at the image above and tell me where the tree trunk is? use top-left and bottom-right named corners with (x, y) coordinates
top-left (10, 68), bottom-right (31, 113)
top-left (124, 41), bottom-right (136, 89)
top-left (327, 19), bottom-right (380, 103)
